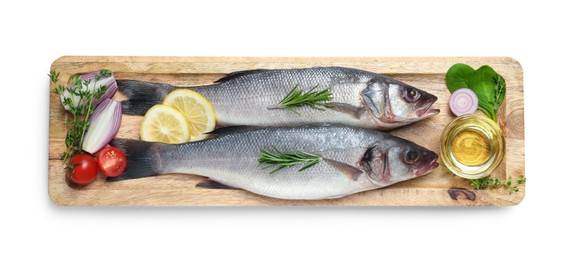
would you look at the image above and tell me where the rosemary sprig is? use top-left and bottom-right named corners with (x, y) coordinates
top-left (258, 146), bottom-right (321, 174)
top-left (268, 84), bottom-right (333, 114)
top-left (470, 175), bottom-right (526, 194)
top-left (51, 70), bottom-right (108, 169)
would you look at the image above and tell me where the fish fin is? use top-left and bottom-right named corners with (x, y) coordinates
top-left (106, 139), bottom-right (161, 181)
top-left (321, 194), bottom-right (349, 199)
top-left (327, 103), bottom-right (365, 119)
top-left (324, 158), bottom-right (363, 181)
top-left (196, 179), bottom-right (239, 190)
top-left (117, 80), bottom-right (177, 115)
top-left (214, 69), bottom-right (270, 83)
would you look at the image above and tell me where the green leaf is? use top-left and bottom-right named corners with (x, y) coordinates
top-left (83, 79), bottom-right (92, 87)
top-left (478, 101), bottom-right (496, 121)
top-left (446, 63), bottom-right (475, 93)
top-left (49, 71), bottom-right (60, 83)
top-left (54, 84), bottom-right (65, 95)
top-left (72, 75), bottom-right (81, 87)
top-left (470, 65), bottom-right (498, 104)
top-left (100, 69), bottom-right (112, 77)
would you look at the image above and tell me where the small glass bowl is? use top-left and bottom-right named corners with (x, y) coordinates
top-left (440, 114), bottom-right (505, 179)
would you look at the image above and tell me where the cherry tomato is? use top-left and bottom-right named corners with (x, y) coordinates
top-left (68, 153), bottom-right (98, 185)
top-left (97, 146), bottom-right (127, 177)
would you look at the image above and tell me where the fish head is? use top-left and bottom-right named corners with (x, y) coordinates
top-left (360, 138), bottom-right (439, 186)
top-left (361, 78), bottom-right (439, 127)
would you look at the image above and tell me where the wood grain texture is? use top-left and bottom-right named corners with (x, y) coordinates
top-left (48, 56), bottom-right (525, 206)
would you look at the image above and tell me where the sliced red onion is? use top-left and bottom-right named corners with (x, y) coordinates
top-left (449, 88), bottom-right (478, 116)
top-left (60, 70), bottom-right (118, 110)
top-left (82, 99), bottom-right (122, 154)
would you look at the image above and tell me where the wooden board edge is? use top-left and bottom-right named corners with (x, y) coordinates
top-left (503, 57), bottom-right (526, 206)
top-left (51, 55), bottom-right (522, 62)
top-left (51, 56), bottom-right (523, 73)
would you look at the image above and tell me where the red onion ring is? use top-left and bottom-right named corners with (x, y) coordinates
top-left (449, 88), bottom-right (478, 116)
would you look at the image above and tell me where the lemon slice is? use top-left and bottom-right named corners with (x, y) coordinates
top-left (140, 105), bottom-right (190, 144)
top-left (162, 89), bottom-right (216, 141)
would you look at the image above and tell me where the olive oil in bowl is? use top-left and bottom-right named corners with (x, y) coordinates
top-left (440, 114), bottom-right (505, 179)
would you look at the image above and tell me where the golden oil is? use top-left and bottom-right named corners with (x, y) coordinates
top-left (440, 114), bottom-right (505, 179)
top-left (451, 129), bottom-right (491, 166)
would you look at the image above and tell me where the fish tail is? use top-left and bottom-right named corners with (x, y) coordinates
top-left (117, 80), bottom-right (177, 115)
top-left (107, 138), bottom-right (161, 181)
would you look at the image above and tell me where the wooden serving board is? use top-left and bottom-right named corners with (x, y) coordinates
top-left (48, 56), bottom-right (525, 206)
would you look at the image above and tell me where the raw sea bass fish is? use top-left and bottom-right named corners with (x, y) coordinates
top-left (119, 67), bottom-right (439, 130)
top-left (109, 125), bottom-right (439, 200)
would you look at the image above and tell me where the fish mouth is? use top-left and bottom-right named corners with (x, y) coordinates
top-left (422, 108), bottom-right (440, 117)
top-left (416, 101), bottom-right (440, 118)
top-left (416, 156), bottom-right (439, 177)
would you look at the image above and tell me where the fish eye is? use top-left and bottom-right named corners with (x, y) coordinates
top-left (403, 87), bottom-right (421, 103)
top-left (405, 149), bottom-right (420, 164)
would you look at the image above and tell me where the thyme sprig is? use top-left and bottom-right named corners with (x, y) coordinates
top-left (49, 71), bottom-right (60, 83)
top-left (268, 84), bottom-right (333, 114)
top-left (470, 175), bottom-right (526, 194)
top-left (258, 146), bottom-right (321, 174)
top-left (51, 70), bottom-right (109, 169)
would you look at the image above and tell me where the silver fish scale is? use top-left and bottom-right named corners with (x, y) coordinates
top-left (194, 67), bottom-right (376, 128)
top-left (156, 125), bottom-right (386, 199)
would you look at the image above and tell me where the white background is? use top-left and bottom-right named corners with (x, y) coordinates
top-left (1, 0), bottom-right (576, 259)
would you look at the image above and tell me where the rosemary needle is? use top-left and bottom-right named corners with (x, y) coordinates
top-left (258, 147), bottom-right (321, 174)
top-left (268, 84), bottom-right (333, 114)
